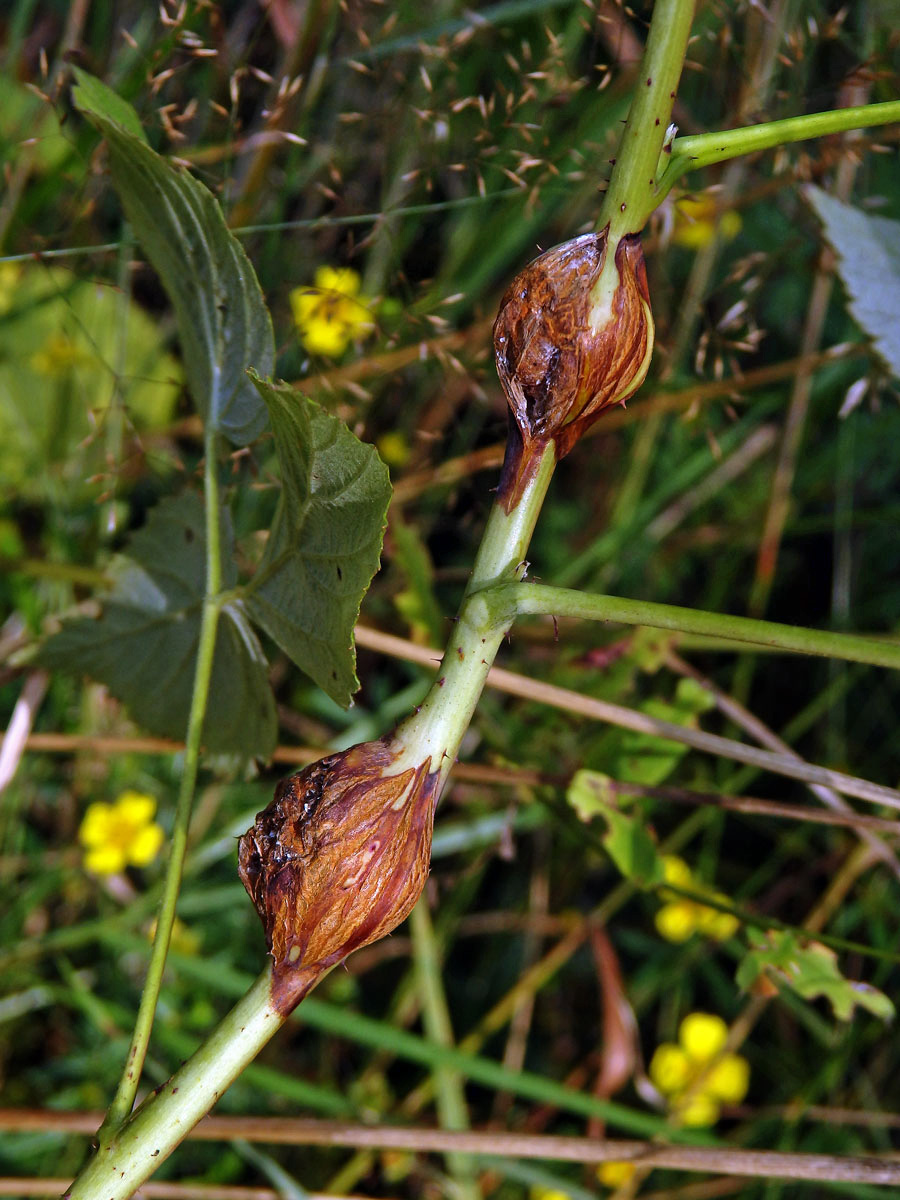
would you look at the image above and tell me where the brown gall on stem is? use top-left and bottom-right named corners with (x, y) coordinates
top-left (239, 739), bottom-right (439, 1015)
top-left (493, 227), bottom-right (654, 510)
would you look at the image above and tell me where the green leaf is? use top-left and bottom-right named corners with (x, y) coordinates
top-left (38, 494), bottom-right (277, 762)
top-left (244, 374), bottom-right (391, 707)
top-left (70, 69), bottom-right (148, 142)
top-left (0, 264), bottom-right (182, 504)
top-left (567, 770), bottom-right (663, 887)
top-left (805, 186), bottom-right (900, 380)
top-left (609, 682), bottom-right (712, 787)
top-left (737, 931), bottom-right (894, 1022)
top-left (71, 68), bottom-right (274, 444)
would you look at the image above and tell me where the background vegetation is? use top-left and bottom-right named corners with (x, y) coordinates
top-left (2, 0), bottom-right (900, 1196)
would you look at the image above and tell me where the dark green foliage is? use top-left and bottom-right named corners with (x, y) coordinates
top-left (3, 2), bottom-right (900, 1196)
top-left (38, 494), bottom-right (278, 761)
top-left (72, 69), bottom-right (275, 446)
top-left (245, 374), bottom-right (391, 707)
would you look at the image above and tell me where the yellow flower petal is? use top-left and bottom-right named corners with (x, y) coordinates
top-left (78, 802), bottom-right (115, 847)
top-left (289, 287), bottom-right (323, 324)
top-left (128, 822), bottom-right (165, 867)
top-left (80, 792), bottom-right (163, 873)
top-left (302, 315), bottom-right (353, 357)
top-left (661, 855), bottom-right (693, 888)
top-left (84, 843), bottom-right (127, 875)
top-left (376, 431), bottom-right (411, 469)
top-left (676, 1092), bottom-right (720, 1126)
top-left (705, 1053), bottom-right (750, 1104)
top-left (290, 268), bottom-right (375, 358)
top-left (114, 791), bottom-right (157, 825)
top-left (596, 1161), bottom-right (636, 1187)
top-left (679, 1012), bottom-right (729, 1062)
top-left (672, 196), bottom-right (741, 250)
top-left (648, 1043), bottom-right (690, 1094)
top-left (655, 900), bottom-right (699, 943)
top-left (696, 897), bottom-right (739, 941)
top-left (314, 265), bottom-right (360, 296)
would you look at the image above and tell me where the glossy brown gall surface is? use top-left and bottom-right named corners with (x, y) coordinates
top-left (239, 739), bottom-right (439, 1013)
top-left (493, 230), bottom-right (653, 508)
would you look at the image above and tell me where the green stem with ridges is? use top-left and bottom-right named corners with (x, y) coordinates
top-left (393, 444), bottom-right (557, 782)
top-left (659, 101), bottom-right (900, 196)
top-left (68, 969), bottom-right (285, 1197)
top-left (98, 428), bottom-right (226, 1143)
top-left (500, 583), bottom-right (900, 672)
top-left (409, 898), bottom-right (480, 1198)
top-left (597, 0), bottom-right (696, 238)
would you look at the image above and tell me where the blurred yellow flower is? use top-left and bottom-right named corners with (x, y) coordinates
top-left (529, 1187), bottom-right (572, 1200)
top-left (672, 195), bottom-right (741, 249)
top-left (649, 1011), bottom-right (749, 1126)
top-left (79, 791), bottom-right (165, 875)
top-left (655, 855), bottom-right (739, 944)
top-left (376, 430), bottom-right (412, 469)
top-left (290, 265), bottom-right (375, 357)
top-left (596, 1161), bottom-right (637, 1188)
top-left (147, 915), bottom-right (201, 956)
top-left (30, 331), bottom-right (94, 377)
top-left (0, 262), bottom-right (21, 315)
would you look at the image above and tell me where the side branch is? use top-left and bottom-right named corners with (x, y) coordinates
top-left (659, 100), bottom-right (900, 196)
top-left (501, 583), bottom-right (900, 672)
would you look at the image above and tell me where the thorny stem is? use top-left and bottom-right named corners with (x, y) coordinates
top-left (65, 7), bottom-right (900, 1198)
top-left (502, 584), bottom-right (900, 673)
top-left (392, 444), bottom-right (557, 783)
top-left (597, 0), bottom-right (695, 238)
top-left (67, 969), bottom-right (283, 1198)
top-left (98, 428), bottom-right (226, 1144)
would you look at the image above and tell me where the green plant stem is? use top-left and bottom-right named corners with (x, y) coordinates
top-left (67, 446), bottom-right (560, 1194)
top-left (98, 429), bottom-right (225, 1143)
top-left (67, 968), bottom-right (285, 1199)
top-left (597, 0), bottom-right (695, 238)
top-left (502, 583), bottom-right (900, 672)
top-left (393, 444), bottom-right (557, 780)
top-left (101, 225), bottom-right (132, 541)
top-left (409, 899), bottom-right (479, 1198)
top-left (659, 100), bottom-right (900, 195)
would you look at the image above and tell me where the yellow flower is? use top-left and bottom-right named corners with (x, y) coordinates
top-left (672, 195), bottom-right (741, 249)
top-left (290, 265), bottom-right (374, 357)
top-left (654, 855), bottom-right (739, 944)
top-left (649, 1011), bottom-right (749, 1126)
top-left (147, 915), bottom-right (201, 956)
top-left (596, 1161), bottom-right (637, 1187)
top-left (529, 1187), bottom-right (572, 1200)
top-left (30, 331), bottom-right (94, 377)
top-left (0, 262), bottom-right (21, 315)
top-left (79, 791), bottom-right (165, 875)
top-left (376, 430), bottom-right (411, 469)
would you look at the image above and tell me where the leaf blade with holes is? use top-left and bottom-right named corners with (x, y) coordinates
top-left (567, 770), bottom-right (663, 886)
top-left (245, 374), bottom-right (391, 706)
top-left (805, 186), bottom-right (900, 381)
top-left (737, 930), bottom-right (894, 1022)
top-left (71, 68), bottom-right (274, 444)
top-left (38, 494), bottom-right (277, 762)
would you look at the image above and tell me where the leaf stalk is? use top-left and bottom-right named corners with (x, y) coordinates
top-left (659, 100), bottom-right (900, 197)
top-left (501, 583), bottom-right (900, 672)
top-left (98, 430), bottom-right (226, 1142)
